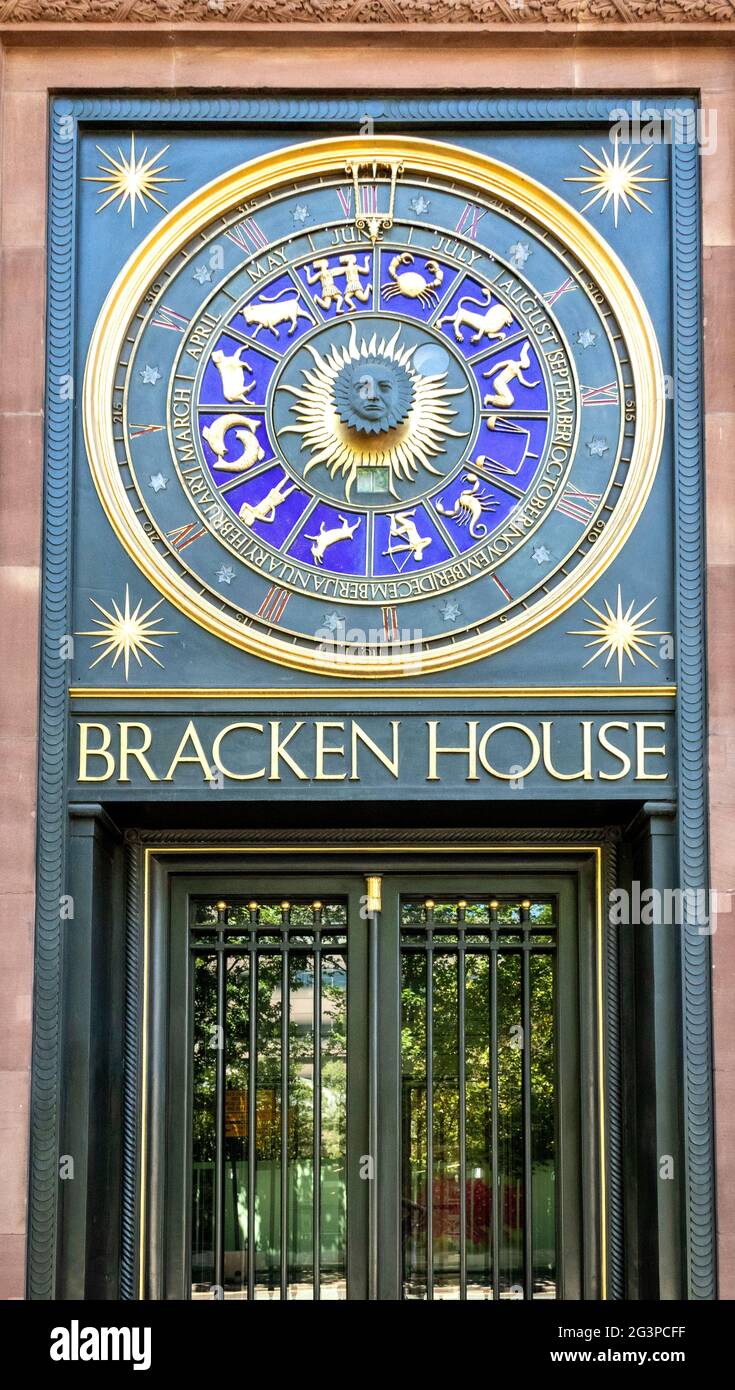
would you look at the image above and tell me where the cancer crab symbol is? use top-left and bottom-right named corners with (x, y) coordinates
top-left (382, 253), bottom-right (444, 308)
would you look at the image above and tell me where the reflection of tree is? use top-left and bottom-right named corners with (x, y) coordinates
top-left (400, 947), bottom-right (555, 1235)
top-left (191, 950), bottom-right (348, 1164)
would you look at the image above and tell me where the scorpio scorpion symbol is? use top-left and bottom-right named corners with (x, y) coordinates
top-left (381, 253), bottom-right (444, 308)
top-left (436, 472), bottom-right (497, 539)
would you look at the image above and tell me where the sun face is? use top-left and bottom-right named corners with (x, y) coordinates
top-left (568, 587), bottom-right (667, 681)
top-left (77, 586), bottom-right (177, 680)
top-left (279, 322), bottom-right (467, 500)
top-left (564, 138), bottom-right (665, 228)
top-left (83, 134), bottom-right (182, 227)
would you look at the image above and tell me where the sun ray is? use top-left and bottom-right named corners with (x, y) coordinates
top-left (83, 133), bottom-right (183, 228)
top-left (564, 137), bottom-right (666, 227)
top-left (568, 586), bottom-right (668, 682)
top-left (78, 586), bottom-right (177, 681)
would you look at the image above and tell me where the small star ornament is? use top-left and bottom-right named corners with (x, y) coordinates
top-left (140, 364), bottom-right (161, 385)
top-left (217, 564), bottom-right (235, 585)
top-left (586, 435), bottom-right (609, 458)
top-left (149, 473), bottom-right (168, 492)
top-left (576, 328), bottom-right (597, 350)
top-left (321, 611), bottom-right (342, 633)
top-left (532, 546), bottom-right (551, 565)
top-left (440, 598), bottom-right (461, 622)
top-left (508, 241), bottom-right (531, 269)
top-left (293, 204), bottom-right (309, 225)
top-left (410, 195), bottom-right (431, 216)
top-left (193, 264), bottom-right (213, 284)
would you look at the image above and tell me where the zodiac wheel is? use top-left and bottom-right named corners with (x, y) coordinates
top-left (83, 136), bottom-right (664, 677)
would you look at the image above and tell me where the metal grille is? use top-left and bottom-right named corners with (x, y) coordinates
top-left (400, 896), bottom-right (557, 1301)
top-left (189, 897), bottom-right (348, 1300)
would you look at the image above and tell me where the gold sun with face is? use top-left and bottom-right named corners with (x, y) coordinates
top-left (279, 323), bottom-right (467, 500)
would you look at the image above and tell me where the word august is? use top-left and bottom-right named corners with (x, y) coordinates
top-left (76, 717), bottom-right (669, 786)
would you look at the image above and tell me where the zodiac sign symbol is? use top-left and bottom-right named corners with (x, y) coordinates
top-left (436, 472), bottom-right (497, 538)
top-left (346, 159), bottom-right (403, 243)
top-left (305, 514), bottom-right (362, 566)
top-left (203, 415), bottom-right (265, 473)
top-left (382, 253), bottom-right (444, 308)
top-left (477, 415), bottom-right (540, 477)
top-left (304, 254), bottom-right (371, 314)
top-left (437, 289), bottom-right (513, 345)
top-left (482, 341), bottom-right (540, 409)
top-left (238, 476), bottom-right (297, 526)
top-left (339, 254), bottom-right (372, 309)
top-left (242, 288), bottom-right (312, 339)
top-left (383, 509), bottom-right (433, 570)
top-left (211, 345), bottom-right (255, 403)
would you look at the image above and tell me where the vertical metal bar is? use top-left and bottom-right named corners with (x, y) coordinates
top-left (458, 928), bottom-right (467, 1301)
top-left (247, 912), bottom-right (257, 1302)
top-left (214, 922), bottom-right (227, 1296)
top-left (426, 907), bottom-right (434, 1302)
top-left (280, 938), bottom-right (289, 1302)
top-left (521, 902), bottom-right (533, 1302)
top-left (368, 903), bottom-right (379, 1301)
top-left (314, 939), bottom-right (322, 1301)
top-left (490, 902), bottom-right (500, 1301)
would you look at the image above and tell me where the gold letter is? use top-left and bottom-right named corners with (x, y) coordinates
top-left (598, 721), bottom-right (631, 780)
top-left (118, 722), bottom-right (158, 782)
top-left (478, 722), bottom-right (540, 781)
top-left (78, 722), bottom-right (115, 782)
top-left (541, 720), bottom-right (593, 781)
top-left (269, 721), bottom-right (308, 781)
top-left (315, 721), bottom-right (346, 781)
top-left (426, 721), bottom-right (478, 781)
top-left (164, 720), bottom-right (212, 782)
top-left (211, 723), bottom-right (265, 781)
top-left (350, 721), bottom-right (400, 781)
top-left (635, 721), bottom-right (668, 781)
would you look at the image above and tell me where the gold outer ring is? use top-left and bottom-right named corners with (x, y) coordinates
top-left (83, 135), bottom-right (665, 679)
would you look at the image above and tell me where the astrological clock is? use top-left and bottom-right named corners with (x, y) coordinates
top-left (83, 136), bottom-right (664, 677)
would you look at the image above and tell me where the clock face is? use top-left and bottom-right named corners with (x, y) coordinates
top-left (83, 137), bottom-right (663, 677)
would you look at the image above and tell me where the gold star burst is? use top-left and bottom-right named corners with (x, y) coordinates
top-left (83, 134), bottom-right (182, 227)
top-left (568, 587), bottom-right (668, 682)
top-left (78, 587), bottom-right (177, 680)
top-left (279, 322), bottom-right (467, 501)
top-left (564, 139), bottom-right (665, 228)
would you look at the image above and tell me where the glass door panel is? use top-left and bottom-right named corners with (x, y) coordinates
top-left (189, 896), bottom-right (349, 1300)
top-left (400, 893), bottom-right (559, 1301)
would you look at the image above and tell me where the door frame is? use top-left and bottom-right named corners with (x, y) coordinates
top-left (126, 828), bottom-right (613, 1301)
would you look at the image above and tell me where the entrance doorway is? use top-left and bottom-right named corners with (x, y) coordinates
top-left (154, 865), bottom-right (592, 1300)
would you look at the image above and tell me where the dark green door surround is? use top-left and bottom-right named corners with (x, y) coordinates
top-left (54, 818), bottom-right (687, 1301)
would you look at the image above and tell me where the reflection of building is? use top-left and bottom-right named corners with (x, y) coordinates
top-left (0, 4), bottom-right (733, 1308)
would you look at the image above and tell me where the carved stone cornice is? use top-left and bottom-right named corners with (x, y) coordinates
top-left (1, 0), bottom-right (734, 27)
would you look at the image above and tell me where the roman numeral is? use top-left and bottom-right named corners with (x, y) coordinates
top-left (225, 218), bottom-right (269, 253)
top-left (455, 203), bottom-right (486, 239)
top-left (128, 422), bottom-right (164, 439)
top-left (543, 277), bottom-right (577, 306)
top-left (382, 605), bottom-right (399, 641)
top-left (557, 485), bottom-right (602, 524)
top-left (151, 305), bottom-right (189, 333)
top-left (491, 574), bottom-right (512, 602)
top-left (581, 381), bottom-right (620, 407)
top-left (336, 186), bottom-right (353, 217)
top-left (257, 586), bottom-right (291, 624)
top-left (167, 522), bottom-right (207, 551)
